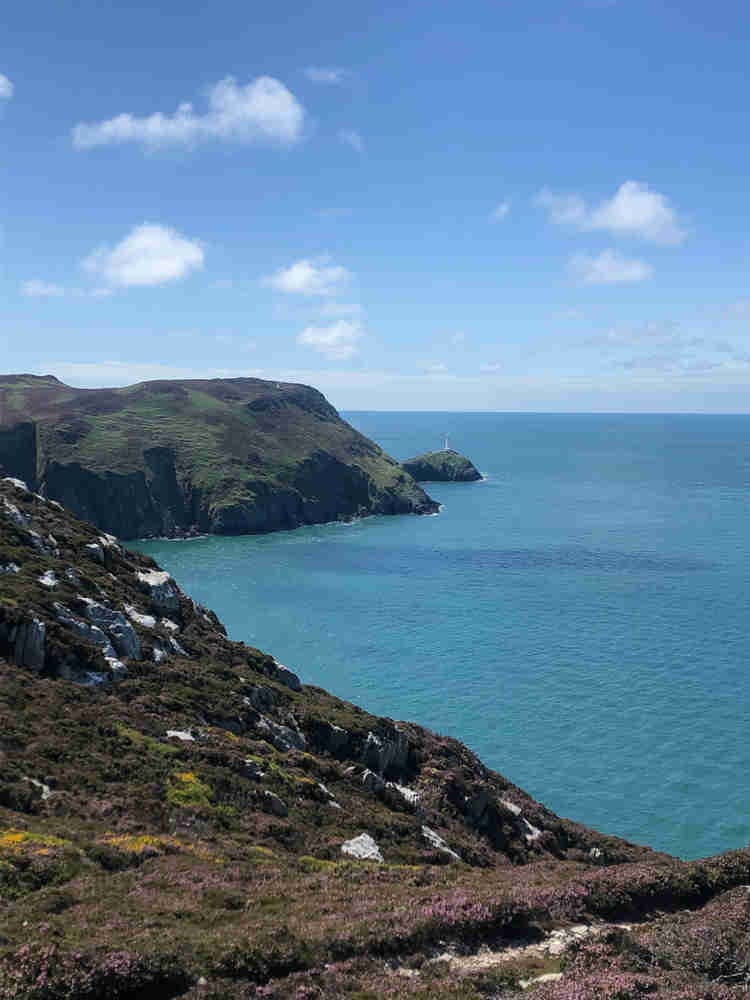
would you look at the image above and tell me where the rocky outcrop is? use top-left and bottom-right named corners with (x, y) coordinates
top-left (0, 374), bottom-right (438, 538)
top-left (11, 618), bottom-right (46, 671)
top-left (0, 421), bottom-right (37, 487)
top-left (402, 448), bottom-right (482, 482)
top-left (341, 832), bottom-right (383, 862)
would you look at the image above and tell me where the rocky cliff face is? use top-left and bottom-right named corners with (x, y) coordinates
top-left (0, 374), bottom-right (437, 539)
top-left (2, 478), bottom-right (750, 999)
top-left (402, 448), bottom-right (482, 482)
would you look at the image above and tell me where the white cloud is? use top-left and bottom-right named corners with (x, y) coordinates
top-left (305, 66), bottom-right (345, 84)
top-left (338, 128), bottom-right (364, 152)
top-left (82, 223), bottom-right (204, 288)
top-left (536, 181), bottom-right (685, 245)
top-left (420, 361), bottom-right (449, 374)
top-left (535, 189), bottom-right (588, 225)
top-left (72, 76), bottom-right (305, 151)
top-left (449, 331), bottom-right (468, 346)
top-left (263, 257), bottom-right (349, 296)
top-left (21, 280), bottom-right (65, 298)
top-left (0, 74), bottom-right (13, 100)
top-left (569, 249), bottom-right (653, 285)
top-left (297, 319), bottom-right (363, 359)
top-left (491, 200), bottom-right (511, 222)
top-left (480, 362), bottom-right (503, 373)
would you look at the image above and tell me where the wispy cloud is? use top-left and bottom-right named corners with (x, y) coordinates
top-left (0, 74), bottom-right (13, 100)
top-left (262, 257), bottom-right (350, 296)
top-left (569, 249), bottom-right (653, 285)
top-left (490, 200), bottom-right (511, 222)
top-left (338, 128), bottom-right (364, 153)
top-left (72, 76), bottom-right (305, 151)
top-left (21, 280), bottom-right (65, 298)
top-left (82, 223), bottom-right (204, 288)
top-left (304, 66), bottom-right (346, 84)
top-left (537, 181), bottom-right (686, 245)
top-left (297, 318), bottom-right (363, 359)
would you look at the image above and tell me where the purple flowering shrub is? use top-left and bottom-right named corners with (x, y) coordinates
top-left (0, 945), bottom-right (190, 1000)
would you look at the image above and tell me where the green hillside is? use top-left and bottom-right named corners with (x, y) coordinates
top-left (0, 374), bottom-right (437, 538)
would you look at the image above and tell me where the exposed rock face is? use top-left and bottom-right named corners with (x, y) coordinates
top-left (0, 374), bottom-right (438, 538)
top-left (136, 569), bottom-right (180, 616)
top-left (0, 421), bottom-right (37, 486)
top-left (11, 618), bottom-right (46, 671)
top-left (402, 448), bottom-right (482, 482)
top-left (341, 832), bottom-right (383, 862)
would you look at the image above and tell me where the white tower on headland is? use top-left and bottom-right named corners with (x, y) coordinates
top-left (443, 434), bottom-right (450, 451)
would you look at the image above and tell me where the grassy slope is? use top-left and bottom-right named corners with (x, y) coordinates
top-left (1, 480), bottom-right (750, 999)
top-left (0, 374), bottom-right (429, 521)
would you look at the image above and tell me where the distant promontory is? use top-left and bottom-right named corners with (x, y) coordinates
top-left (0, 374), bottom-right (439, 539)
top-left (401, 448), bottom-right (482, 483)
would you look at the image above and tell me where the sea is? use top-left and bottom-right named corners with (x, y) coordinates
top-left (136, 412), bottom-right (750, 861)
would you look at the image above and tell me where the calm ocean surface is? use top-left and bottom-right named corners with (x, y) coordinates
top-left (137, 413), bottom-right (750, 860)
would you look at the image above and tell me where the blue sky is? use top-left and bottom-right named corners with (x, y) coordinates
top-left (2, 0), bottom-right (749, 410)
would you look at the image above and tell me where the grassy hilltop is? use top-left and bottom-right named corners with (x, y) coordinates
top-left (0, 374), bottom-right (437, 538)
top-left (2, 478), bottom-right (750, 998)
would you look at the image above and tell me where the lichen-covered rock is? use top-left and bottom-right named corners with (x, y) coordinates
top-left (361, 728), bottom-right (411, 777)
top-left (422, 825), bottom-right (461, 861)
top-left (255, 714), bottom-right (306, 752)
top-left (81, 600), bottom-right (141, 660)
top-left (341, 832), bottom-right (383, 862)
top-left (135, 569), bottom-right (180, 615)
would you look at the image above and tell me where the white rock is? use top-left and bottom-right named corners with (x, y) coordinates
top-left (161, 618), bottom-right (180, 632)
top-left (54, 602), bottom-right (128, 677)
top-left (24, 777), bottom-right (52, 800)
top-left (2, 499), bottom-right (29, 528)
top-left (271, 658), bottom-right (302, 692)
top-left (3, 477), bottom-right (28, 491)
top-left (136, 568), bottom-right (180, 614)
top-left (125, 604), bottom-right (156, 629)
top-left (81, 599), bottom-right (141, 659)
top-left (38, 570), bottom-right (58, 589)
top-left (169, 636), bottom-right (188, 656)
top-left (519, 973), bottom-right (563, 988)
top-left (523, 818), bottom-right (542, 842)
top-left (500, 798), bottom-right (522, 816)
top-left (0, 562), bottom-right (20, 574)
top-left (387, 782), bottom-right (421, 809)
top-left (422, 825), bottom-right (461, 861)
top-left (166, 729), bottom-right (194, 742)
top-left (341, 832), bottom-right (383, 863)
top-left (361, 769), bottom-right (386, 794)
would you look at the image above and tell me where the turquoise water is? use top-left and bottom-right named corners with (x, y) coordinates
top-left (137, 413), bottom-right (750, 860)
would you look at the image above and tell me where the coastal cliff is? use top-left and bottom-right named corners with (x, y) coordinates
top-left (2, 478), bottom-right (750, 998)
top-left (0, 374), bottom-right (437, 539)
top-left (402, 448), bottom-right (482, 483)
